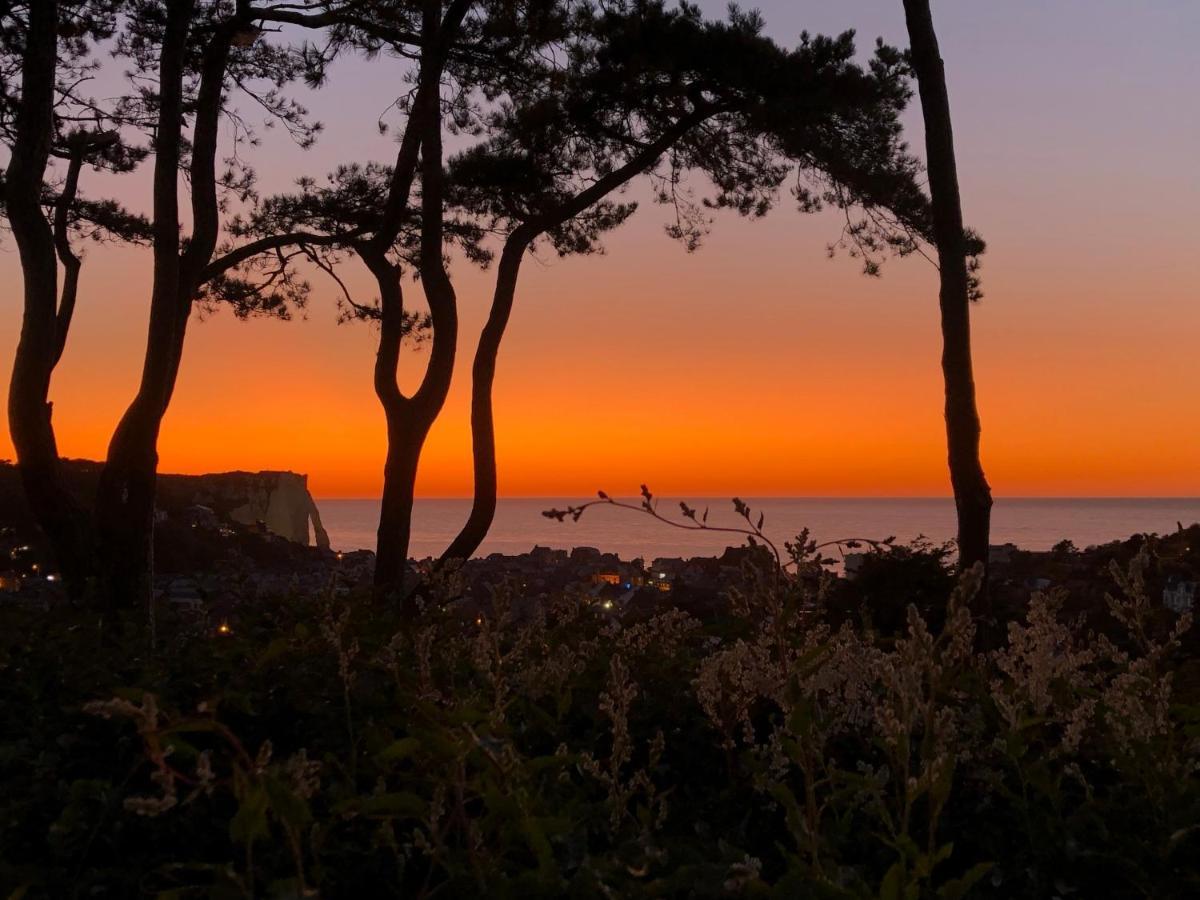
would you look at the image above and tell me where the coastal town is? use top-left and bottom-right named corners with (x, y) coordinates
top-left (4, 478), bottom-right (1197, 638)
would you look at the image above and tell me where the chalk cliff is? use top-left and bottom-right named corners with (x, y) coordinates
top-left (165, 470), bottom-right (331, 549)
top-left (0, 462), bottom-right (330, 550)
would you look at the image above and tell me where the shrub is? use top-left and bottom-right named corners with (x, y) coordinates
top-left (0, 547), bottom-right (1196, 898)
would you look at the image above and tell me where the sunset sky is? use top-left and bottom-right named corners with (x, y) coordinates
top-left (2, 0), bottom-right (1198, 499)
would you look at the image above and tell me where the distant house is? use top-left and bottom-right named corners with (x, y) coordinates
top-left (651, 557), bottom-right (684, 575)
top-left (1163, 579), bottom-right (1196, 614)
top-left (843, 553), bottom-right (868, 579)
top-left (649, 558), bottom-right (684, 586)
top-left (588, 582), bottom-right (625, 614)
top-left (988, 544), bottom-right (1019, 566)
top-left (183, 505), bottom-right (220, 530)
top-left (529, 546), bottom-right (568, 567)
top-left (0, 571), bottom-right (20, 593)
top-left (681, 561), bottom-right (713, 586)
top-left (162, 577), bottom-right (203, 610)
top-left (616, 563), bottom-right (644, 588)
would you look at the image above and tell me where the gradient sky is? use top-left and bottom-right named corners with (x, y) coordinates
top-left (2, 1), bottom-right (1198, 498)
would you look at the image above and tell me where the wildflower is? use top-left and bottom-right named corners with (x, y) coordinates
top-left (285, 749), bottom-right (322, 800)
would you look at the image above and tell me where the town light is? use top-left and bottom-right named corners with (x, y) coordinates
top-left (217, 622), bottom-right (232, 635)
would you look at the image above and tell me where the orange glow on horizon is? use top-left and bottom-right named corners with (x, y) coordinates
top-left (4, 215), bottom-right (1196, 502)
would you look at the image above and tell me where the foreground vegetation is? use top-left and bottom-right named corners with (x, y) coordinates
top-left (2, 544), bottom-right (1198, 898)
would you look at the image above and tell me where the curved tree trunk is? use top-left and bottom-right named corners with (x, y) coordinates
top-left (439, 237), bottom-right (527, 564)
top-left (901, 0), bottom-right (993, 578)
top-left (366, 253), bottom-right (459, 601)
top-left (4, 0), bottom-right (94, 598)
top-left (366, 255), bottom-right (416, 595)
top-left (52, 149), bottom-right (85, 369)
top-left (369, 1), bottom-right (461, 605)
top-left (439, 113), bottom-right (709, 566)
top-left (349, 0), bottom-right (471, 603)
top-left (367, 265), bottom-right (458, 601)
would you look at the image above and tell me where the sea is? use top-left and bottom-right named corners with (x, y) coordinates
top-left (314, 497), bottom-right (1200, 560)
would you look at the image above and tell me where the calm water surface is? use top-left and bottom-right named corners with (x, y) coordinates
top-left (314, 498), bottom-right (1200, 559)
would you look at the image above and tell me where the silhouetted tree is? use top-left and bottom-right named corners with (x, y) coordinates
top-left (234, 0), bottom-right (569, 603)
top-left (365, 0), bottom-right (469, 600)
top-left (440, 3), bottom-right (933, 563)
top-left (214, 2), bottom-right (946, 609)
top-left (2, 1), bottom-right (150, 598)
top-left (901, 0), bottom-right (992, 578)
top-left (94, 0), bottom-right (336, 611)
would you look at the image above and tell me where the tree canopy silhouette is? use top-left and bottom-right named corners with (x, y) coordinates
top-left (438, 3), bottom-right (952, 566)
top-left (236, 1), bottom-right (944, 604)
top-left (228, 0), bottom-right (575, 602)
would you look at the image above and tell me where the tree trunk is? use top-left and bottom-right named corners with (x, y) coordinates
top-left (95, 0), bottom-right (197, 612)
top-left (374, 407), bottom-right (427, 596)
top-left (440, 238), bottom-right (527, 563)
top-left (901, 0), bottom-right (993, 577)
top-left (365, 254), bottom-right (457, 604)
top-left (4, 0), bottom-right (94, 598)
top-left (52, 149), bottom-right (85, 368)
top-left (439, 113), bottom-right (708, 565)
top-left (370, 0), bottom-right (460, 606)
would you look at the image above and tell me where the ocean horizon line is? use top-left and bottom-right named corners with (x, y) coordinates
top-left (313, 496), bottom-right (1200, 556)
